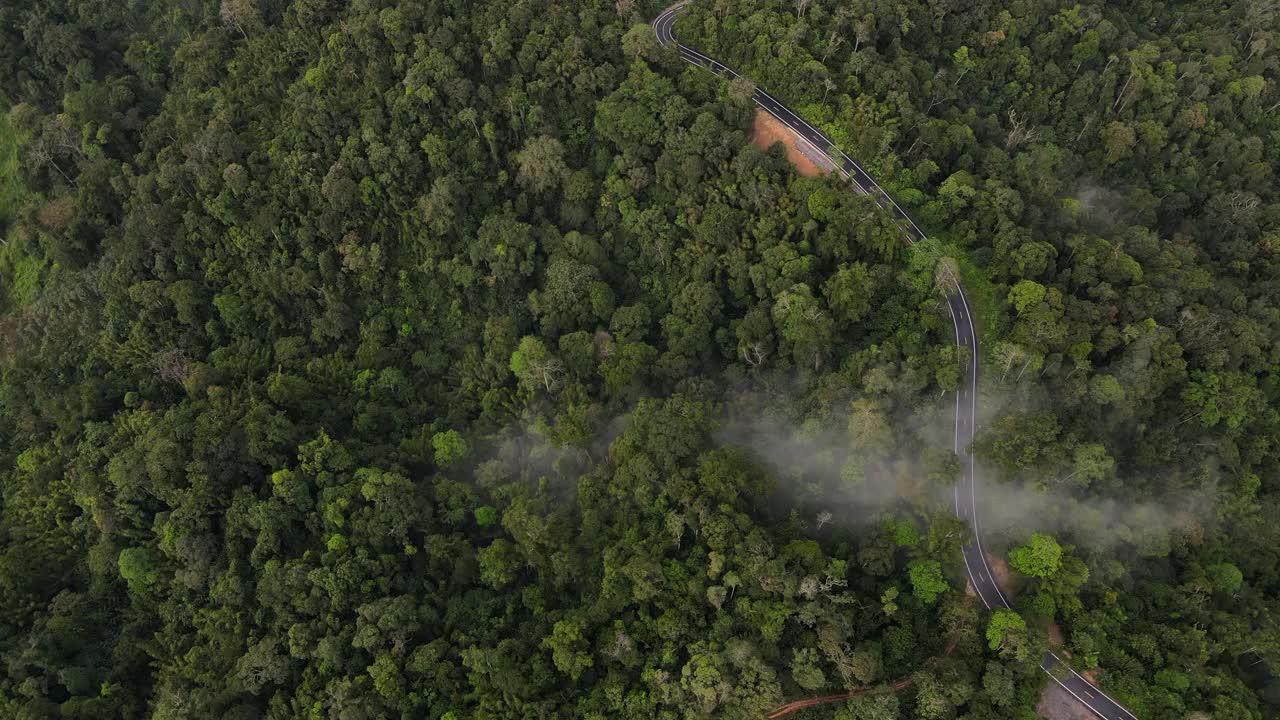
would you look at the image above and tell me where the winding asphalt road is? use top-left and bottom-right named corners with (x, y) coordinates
top-left (653, 4), bottom-right (1138, 719)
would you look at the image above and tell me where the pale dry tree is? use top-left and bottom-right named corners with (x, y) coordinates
top-left (220, 0), bottom-right (258, 39)
top-left (665, 511), bottom-right (686, 547)
top-left (1226, 190), bottom-right (1261, 224)
top-left (1005, 109), bottom-right (1041, 150)
top-left (816, 510), bottom-right (833, 529)
top-left (604, 628), bottom-right (635, 659)
top-left (739, 340), bottom-right (769, 367)
top-left (528, 355), bottom-right (565, 392)
top-left (799, 575), bottom-right (821, 600)
top-left (934, 256), bottom-right (961, 297)
top-left (820, 29), bottom-right (844, 62)
top-left (150, 348), bottom-right (193, 384)
top-left (1243, 0), bottom-right (1279, 48)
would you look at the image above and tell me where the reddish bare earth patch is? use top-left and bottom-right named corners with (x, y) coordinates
top-left (1037, 682), bottom-right (1104, 720)
top-left (1038, 626), bottom-right (1105, 719)
top-left (750, 111), bottom-right (834, 177)
top-left (985, 552), bottom-right (1013, 592)
top-left (1047, 622), bottom-right (1065, 648)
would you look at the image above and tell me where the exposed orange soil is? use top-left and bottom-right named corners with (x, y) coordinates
top-left (751, 110), bottom-right (829, 177)
top-left (1048, 622), bottom-right (1065, 648)
top-left (986, 552), bottom-right (1012, 592)
top-left (1037, 682), bottom-right (1104, 720)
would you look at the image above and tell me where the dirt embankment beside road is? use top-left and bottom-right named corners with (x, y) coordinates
top-left (750, 110), bottom-right (835, 177)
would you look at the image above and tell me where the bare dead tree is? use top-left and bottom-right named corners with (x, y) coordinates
top-left (902, 136), bottom-right (932, 158)
top-left (996, 342), bottom-right (1027, 382)
top-left (604, 629), bottom-right (634, 659)
top-left (220, 0), bottom-right (257, 39)
top-left (740, 341), bottom-right (769, 367)
top-left (1227, 190), bottom-right (1262, 224)
top-left (1113, 61), bottom-right (1139, 113)
top-left (150, 348), bottom-right (193, 384)
top-left (853, 15), bottom-right (874, 54)
top-left (1243, 0), bottom-right (1279, 48)
top-left (49, 115), bottom-right (85, 163)
top-left (1015, 353), bottom-right (1041, 380)
top-left (1005, 109), bottom-right (1041, 150)
top-left (820, 30), bottom-right (844, 62)
top-left (799, 576), bottom-right (821, 600)
top-left (816, 510), bottom-right (833, 530)
top-left (1074, 114), bottom-right (1095, 144)
top-left (665, 512), bottom-right (685, 547)
top-left (933, 256), bottom-right (961, 296)
top-left (925, 70), bottom-right (948, 114)
top-left (821, 76), bottom-right (837, 103)
top-left (25, 140), bottom-right (71, 186)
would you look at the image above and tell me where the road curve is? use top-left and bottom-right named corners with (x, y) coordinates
top-left (652, 4), bottom-right (1138, 720)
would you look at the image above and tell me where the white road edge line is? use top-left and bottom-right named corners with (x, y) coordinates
top-left (1040, 665), bottom-right (1115, 720)
top-left (1048, 650), bottom-right (1140, 720)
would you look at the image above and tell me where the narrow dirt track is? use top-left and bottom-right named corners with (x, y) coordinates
top-left (763, 643), bottom-right (957, 718)
top-left (764, 676), bottom-right (914, 719)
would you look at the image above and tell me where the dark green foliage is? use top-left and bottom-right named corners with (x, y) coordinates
top-left (678, 1), bottom-right (1280, 716)
top-left (0, 0), bottom-right (1277, 719)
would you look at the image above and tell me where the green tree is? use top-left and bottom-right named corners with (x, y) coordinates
top-left (432, 429), bottom-right (467, 467)
top-left (850, 645), bottom-right (882, 684)
top-left (982, 661), bottom-right (1015, 706)
top-left (848, 398), bottom-right (893, 455)
top-left (1100, 121), bottom-right (1136, 163)
top-left (790, 648), bottom-right (827, 690)
top-left (834, 692), bottom-right (899, 720)
top-left (823, 262), bottom-right (876, 325)
top-left (543, 618), bottom-right (594, 681)
top-left (474, 505), bottom-right (498, 527)
top-left (1007, 279), bottom-right (1046, 315)
top-left (117, 547), bottom-right (160, 591)
top-left (1207, 563), bottom-right (1244, 595)
top-left (477, 539), bottom-right (523, 589)
top-left (514, 135), bottom-right (569, 192)
top-left (908, 559), bottom-right (948, 604)
top-left (510, 336), bottom-right (565, 393)
top-left (986, 609), bottom-right (1029, 654)
top-left (1088, 374), bottom-right (1125, 405)
top-left (1057, 443), bottom-right (1114, 488)
top-left (1009, 533), bottom-right (1063, 578)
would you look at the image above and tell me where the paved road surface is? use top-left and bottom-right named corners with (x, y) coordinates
top-left (653, 4), bottom-right (1139, 720)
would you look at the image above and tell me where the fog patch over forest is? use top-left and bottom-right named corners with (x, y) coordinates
top-left (1069, 182), bottom-right (1129, 231)
top-left (968, 465), bottom-right (1210, 555)
top-left (712, 382), bottom-right (1210, 560)
top-left (713, 383), bottom-right (956, 520)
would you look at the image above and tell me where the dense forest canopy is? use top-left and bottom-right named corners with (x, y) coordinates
top-left (0, 0), bottom-right (1277, 719)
